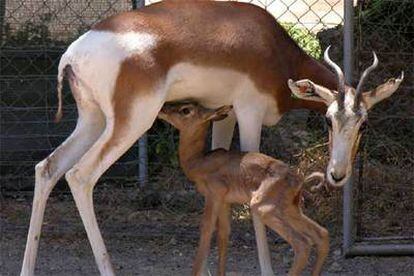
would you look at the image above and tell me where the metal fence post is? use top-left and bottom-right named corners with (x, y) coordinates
top-left (343, 0), bottom-right (354, 256)
top-left (131, 0), bottom-right (148, 187)
top-left (0, 0), bottom-right (5, 45)
top-left (342, 1), bottom-right (414, 257)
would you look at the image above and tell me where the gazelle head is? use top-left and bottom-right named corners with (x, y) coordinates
top-left (158, 102), bottom-right (233, 130)
top-left (288, 46), bottom-right (404, 188)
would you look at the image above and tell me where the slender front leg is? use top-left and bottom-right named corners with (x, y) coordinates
top-left (236, 105), bottom-right (274, 276)
top-left (199, 112), bottom-right (235, 276)
top-left (217, 203), bottom-right (231, 276)
top-left (193, 198), bottom-right (221, 276)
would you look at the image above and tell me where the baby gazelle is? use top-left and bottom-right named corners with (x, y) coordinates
top-left (158, 102), bottom-right (329, 276)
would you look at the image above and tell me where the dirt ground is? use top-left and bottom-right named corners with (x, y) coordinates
top-left (1, 196), bottom-right (413, 276)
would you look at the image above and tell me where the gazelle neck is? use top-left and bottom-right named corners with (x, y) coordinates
top-left (298, 56), bottom-right (338, 90)
top-left (178, 124), bottom-right (209, 178)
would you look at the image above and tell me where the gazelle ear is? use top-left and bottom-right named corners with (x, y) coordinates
top-left (207, 105), bottom-right (233, 122)
top-left (288, 79), bottom-right (336, 105)
top-left (362, 72), bottom-right (404, 110)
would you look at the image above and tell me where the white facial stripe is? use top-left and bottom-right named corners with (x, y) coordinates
top-left (326, 88), bottom-right (368, 184)
top-left (328, 122), bottom-right (366, 182)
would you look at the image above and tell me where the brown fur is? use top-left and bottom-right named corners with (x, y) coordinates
top-left (112, 56), bottom-right (161, 127)
top-left (94, 1), bottom-right (336, 115)
top-left (158, 102), bottom-right (329, 276)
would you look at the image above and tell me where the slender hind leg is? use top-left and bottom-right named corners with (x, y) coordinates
top-left (256, 210), bottom-right (311, 276)
top-left (288, 212), bottom-right (329, 276)
top-left (65, 93), bottom-right (164, 275)
top-left (21, 101), bottom-right (105, 276)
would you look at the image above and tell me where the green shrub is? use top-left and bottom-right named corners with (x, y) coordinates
top-left (282, 23), bottom-right (322, 59)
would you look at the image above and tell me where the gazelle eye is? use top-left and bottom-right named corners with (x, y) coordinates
top-left (325, 117), bottom-right (332, 129)
top-left (180, 107), bottom-right (191, 115)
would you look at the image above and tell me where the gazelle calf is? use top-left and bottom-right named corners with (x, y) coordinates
top-left (158, 102), bottom-right (329, 276)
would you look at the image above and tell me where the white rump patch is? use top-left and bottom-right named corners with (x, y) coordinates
top-left (58, 30), bottom-right (158, 112)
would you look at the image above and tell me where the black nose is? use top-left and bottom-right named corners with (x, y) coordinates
top-left (331, 172), bottom-right (345, 182)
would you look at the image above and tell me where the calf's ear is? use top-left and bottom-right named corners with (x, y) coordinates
top-left (207, 105), bottom-right (233, 122)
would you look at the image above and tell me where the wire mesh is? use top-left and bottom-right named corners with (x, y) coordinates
top-left (1, 1), bottom-right (138, 193)
top-left (353, 0), bottom-right (414, 241)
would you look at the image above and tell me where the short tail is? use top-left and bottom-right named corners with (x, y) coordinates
top-left (55, 74), bottom-right (63, 122)
top-left (304, 171), bottom-right (326, 192)
top-left (55, 54), bottom-right (71, 123)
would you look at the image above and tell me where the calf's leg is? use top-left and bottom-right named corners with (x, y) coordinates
top-left (193, 199), bottom-right (222, 276)
top-left (217, 203), bottom-right (231, 276)
top-left (287, 211), bottom-right (329, 276)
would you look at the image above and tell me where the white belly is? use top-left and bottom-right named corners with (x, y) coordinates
top-left (164, 63), bottom-right (280, 125)
top-left (60, 32), bottom-right (280, 126)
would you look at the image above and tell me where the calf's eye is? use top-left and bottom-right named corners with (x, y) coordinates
top-left (180, 107), bottom-right (191, 115)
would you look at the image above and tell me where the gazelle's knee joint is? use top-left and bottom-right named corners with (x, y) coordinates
top-left (250, 196), bottom-right (275, 221)
top-left (318, 227), bottom-right (330, 246)
top-left (35, 159), bottom-right (59, 185)
top-left (33, 158), bottom-right (60, 197)
top-left (293, 235), bottom-right (312, 254)
top-left (66, 168), bottom-right (82, 188)
top-left (35, 159), bottom-right (52, 180)
top-left (65, 167), bottom-right (92, 194)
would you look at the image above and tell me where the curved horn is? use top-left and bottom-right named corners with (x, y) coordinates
top-left (354, 52), bottom-right (378, 111)
top-left (324, 45), bottom-right (345, 109)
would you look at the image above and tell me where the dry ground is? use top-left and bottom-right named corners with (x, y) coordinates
top-left (1, 196), bottom-right (413, 276)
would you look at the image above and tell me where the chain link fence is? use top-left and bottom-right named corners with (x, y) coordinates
top-left (1, 1), bottom-right (138, 193)
top-left (1, 0), bottom-right (412, 248)
top-left (353, 0), bottom-right (413, 242)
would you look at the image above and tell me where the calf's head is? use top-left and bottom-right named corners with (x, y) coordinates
top-left (158, 102), bottom-right (232, 131)
top-left (288, 46), bottom-right (403, 187)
